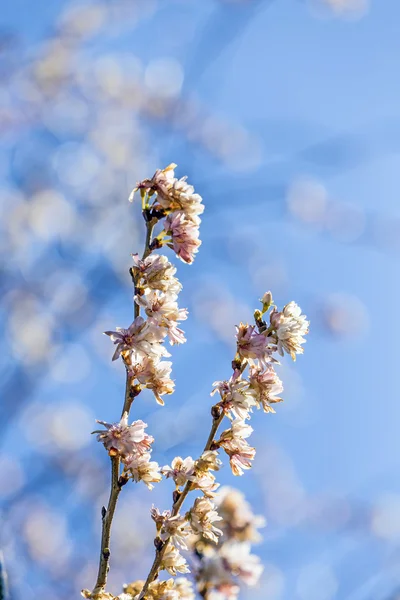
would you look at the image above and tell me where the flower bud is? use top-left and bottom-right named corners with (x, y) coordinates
top-left (260, 291), bottom-right (273, 313)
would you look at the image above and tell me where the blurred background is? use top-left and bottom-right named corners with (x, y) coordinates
top-left (1, 0), bottom-right (400, 598)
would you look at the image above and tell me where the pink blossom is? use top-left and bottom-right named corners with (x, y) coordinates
top-left (131, 163), bottom-right (204, 226)
top-left (220, 541), bottom-right (263, 586)
top-left (161, 456), bottom-right (195, 487)
top-left (131, 163), bottom-right (177, 202)
top-left (159, 513), bottom-right (192, 550)
top-left (104, 316), bottom-right (168, 362)
top-left (135, 290), bottom-right (188, 345)
top-left (160, 545), bottom-right (190, 576)
top-left (123, 452), bottom-right (162, 490)
top-left (150, 506), bottom-right (171, 528)
top-left (248, 365), bottom-right (283, 413)
top-left (131, 253), bottom-right (182, 294)
top-left (191, 471), bottom-right (220, 497)
top-left (165, 212), bottom-right (201, 264)
top-left (94, 413), bottom-right (153, 458)
top-left (215, 487), bottom-right (265, 543)
top-left (211, 377), bottom-right (256, 420)
top-left (188, 497), bottom-right (223, 544)
top-left (217, 419), bottom-right (256, 475)
top-left (129, 357), bottom-right (174, 405)
top-left (235, 322), bottom-right (272, 367)
top-left (195, 450), bottom-right (222, 473)
top-left (270, 301), bottom-right (309, 360)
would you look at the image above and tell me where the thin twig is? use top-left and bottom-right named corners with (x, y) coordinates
top-left (91, 215), bottom-right (157, 597)
top-left (92, 456), bottom-right (122, 595)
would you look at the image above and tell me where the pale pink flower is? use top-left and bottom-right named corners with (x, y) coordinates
top-left (195, 450), bottom-right (222, 473)
top-left (192, 470), bottom-right (220, 497)
top-left (165, 212), bottom-right (201, 264)
top-left (235, 322), bottom-right (272, 367)
top-left (129, 578), bottom-right (194, 600)
top-left (132, 163), bottom-right (203, 224)
top-left (161, 456), bottom-right (195, 487)
top-left (104, 316), bottom-right (168, 361)
top-left (150, 506), bottom-right (171, 528)
top-left (211, 376), bottom-right (256, 420)
top-left (160, 545), bottom-right (190, 576)
top-left (123, 452), bottom-right (162, 490)
top-left (270, 301), bottom-right (309, 360)
top-left (126, 579), bottom-right (176, 600)
top-left (218, 419), bottom-right (253, 443)
top-left (188, 497), bottom-right (223, 544)
top-left (159, 513), bottom-right (192, 550)
top-left (207, 585), bottom-right (240, 600)
top-left (220, 541), bottom-right (263, 586)
top-left (219, 437), bottom-right (256, 477)
top-left (249, 365), bottom-right (283, 413)
top-left (94, 413), bottom-right (153, 457)
top-left (196, 550), bottom-right (239, 599)
top-left (135, 290), bottom-right (188, 345)
top-left (215, 487), bottom-right (265, 543)
top-left (131, 163), bottom-right (177, 202)
top-left (166, 177), bottom-right (204, 223)
top-left (174, 578), bottom-right (195, 600)
top-left (129, 357), bottom-right (174, 405)
top-left (131, 253), bottom-right (182, 294)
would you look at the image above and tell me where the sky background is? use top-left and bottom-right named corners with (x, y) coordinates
top-left (1, 1), bottom-right (400, 599)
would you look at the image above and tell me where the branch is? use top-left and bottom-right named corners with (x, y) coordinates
top-left (91, 456), bottom-right (122, 596)
top-left (91, 216), bottom-right (157, 597)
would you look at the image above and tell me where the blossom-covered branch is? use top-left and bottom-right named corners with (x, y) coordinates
top-left (84, 164), bottom-right (203, 600)
top-left (83, 163), bottom-right (309, 600)
top-left (134, 292), bottom-right (308, 599)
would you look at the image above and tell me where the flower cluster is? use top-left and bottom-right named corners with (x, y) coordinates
top-left (105, 226), bottom-right (194, 405)
top-left (161, 451), bottom-right (222, 498)
top-left (131, 164), bottom-right (204, 265)
top-left (192, 487), bottom-right (265, 600)
top-left (143, 452), bottom-right (224, 579)
top-left (123, 577), bottom-right (195, 600)
top-left (211, 293), bottom-right (309, 477)
top-left (94, 414), bottom-right (161, 490)
top-left (140, 293), bottom-right (308, 590)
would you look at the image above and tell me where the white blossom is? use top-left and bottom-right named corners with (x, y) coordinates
top-left (104, 316), bottom-right (168, 362)
top-left (123, 453), bottom-right (161, 490)
top-left (215, 487), bottom-right (265, 543)
top-left (160, 545), bottom-right (190, 576)
top-left (174, 578), bottom-right (195, 600)
top-left (220, 541), bottom-right (263, 586)
top-left (270, 301), bottom-right (309, 360)
top-left (160, 514), bottom-right (192, 550)
top-left (188, 497), bottom-right (223, 544)
top-left (135, 290), bottom-right (188, 345)
top-left (165, 212), bottom-right (201, 265)
top-left (249, 365), bottom-right (283, 413)
top-left (195, 450), bottom-right (222, 473)
top-left (129, 357), bottom-right (174, 405)
top-left (191, 471), bottom-right (220, 497)
top-left (211, 376), bottom-right (256, 420)
top-left (235, 322), bottom-right (272, 367)
top-left (94, 413), bottom-right (153, 458)
top-left (161, 456), bottom-right (195, 487)
top-left (132, 253), bottom-right (182, 294)
top-left (216, 420), bottom-right (256, 476)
